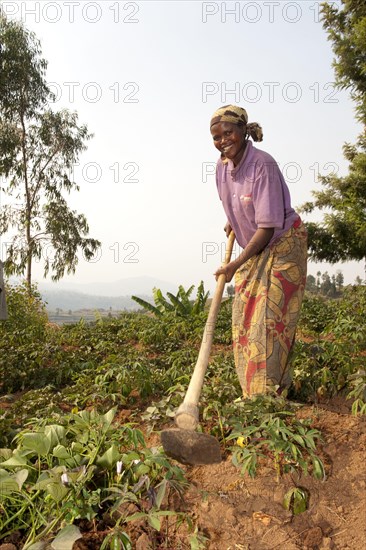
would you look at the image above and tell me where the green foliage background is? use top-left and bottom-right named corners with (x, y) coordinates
top-left (302, 0), bottom-right (366, 263)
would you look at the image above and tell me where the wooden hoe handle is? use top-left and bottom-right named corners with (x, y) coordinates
top-left (175, 231), bottom-right (235, 430)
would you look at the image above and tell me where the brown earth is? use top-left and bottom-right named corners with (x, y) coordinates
top-left (77, 400), bottom-right (366, 549)
top-left (1, 401), bottom-right (365, 549)
top-left (177, 403), bottom-right (366, 550)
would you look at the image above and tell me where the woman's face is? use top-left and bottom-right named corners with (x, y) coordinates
top-left (210, 121), bottom-right (247, 166)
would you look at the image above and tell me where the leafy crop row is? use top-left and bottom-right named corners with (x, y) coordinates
top-left (0, 282), bottom-right (365, 546)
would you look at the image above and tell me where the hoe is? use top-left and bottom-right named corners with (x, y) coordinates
top-left (161, 231), bottom-right (235, 465)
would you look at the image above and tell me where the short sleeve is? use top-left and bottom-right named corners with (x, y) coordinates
top-left (252, 159), bottom-right (285, 229)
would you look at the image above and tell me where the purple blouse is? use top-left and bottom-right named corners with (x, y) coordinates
top-left (215, 140), bottom-right (299, 249)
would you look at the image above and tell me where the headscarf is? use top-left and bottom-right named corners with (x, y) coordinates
top-left (210, 105), bottom-right (263, 142)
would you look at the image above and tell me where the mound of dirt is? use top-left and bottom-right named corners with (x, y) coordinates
top-left (178, 403), bottom-right (366, 549)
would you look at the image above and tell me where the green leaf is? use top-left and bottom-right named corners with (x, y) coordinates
top-left (51, 525), bottom-right (83, 550)
top-left (292, 434), bottom-right (305, 447)
top-left (154, 510), bottom-right (177, 516)
top-left (155, 478), bottom-right (168, 509)
top-left (35, 466), bottom-right (65, 489)
top-left (1, 450), bottom-right (29, 468)
top-left (0, 449), bottom-right (12, 460)
top-left (35, 471), bottom-right (54, 489)
top-left (118, 533), bottom-right (133, 550)
top-left (189, 534), bottom-right (202, 550)
top-left (53, 445), bottom-right (71, 459)
top-left (72, 410), bottom-right (92, 432)
top-left (124, 511), bottom-right (147, 523)
top-left (122, 451), bottom-right (141, 464)
top-left (283, 487), bottom-right (308, 515)
top-left (103, 532), bottom-right (132, 550)
top-left (153, 287), bottom-right (174, 313)
top-left (45, 425), bottom-right (66, 449)
top-left (167, 292), bottom-right (188, 315)
top-left (14, 468), bottom-right (29, 490)
top-left (71, 442), bottom-right (84, 454)
top-left (283, 489), bottom-right (293, 511)
top-left (290, 443), bottom-right (299, 459)
top-left (135, 463), bottom-right (150, 476)
top-left (312, 456), bottom-right (326, 480)
top-left (102, 407), bottom-right (117, 430)
top-left (34, 468), bottom-right (68, 502)
top-left (22, 432), bottom-right (51, 455)
top-left (97, 444), bottom-right (120, 469)
top-left (47, 482), bottom-right (69, 502)
top-left (131, 295), bottom-right (162, 316)
top-left (293, 490), bottom-right (308, 515)
top-left (0, 471), bottom-right (19, 494)
top-left (148, 514), bottom-right (161, 531)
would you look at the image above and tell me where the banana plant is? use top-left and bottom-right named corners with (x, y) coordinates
top-left (132, 282), bottom-right (209, 318)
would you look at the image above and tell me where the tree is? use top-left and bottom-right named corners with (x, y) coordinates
top-left (0, 14), bottom-right (100, 285)
top-left (226, 284), bottom-right (235, 297)
top-left (301, 1), bottom-right (366, 264)
top-left (316, 271), bottom-right (322, 291)
top-left (305, 274), bottom-right (317, 293)
top-left (331, 274), bottom-right (337, 296)
top-left (335, 270), bottom-right (344, 291)
top-left (321, 271), bottom-right (332, 296)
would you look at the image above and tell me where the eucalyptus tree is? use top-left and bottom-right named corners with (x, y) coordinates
top-left (0, 14), bottom-right (100, 285)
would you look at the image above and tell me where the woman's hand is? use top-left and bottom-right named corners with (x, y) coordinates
top-left (224, 222), bottom-right (232, 237)
top-left (214, 262), bottom-right (237, 283)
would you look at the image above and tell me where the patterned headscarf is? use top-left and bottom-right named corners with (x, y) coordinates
top-left (210, 104), bottom-right (263, 142)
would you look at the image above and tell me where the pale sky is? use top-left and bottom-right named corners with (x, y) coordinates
top-left (1, 0), bottom-right (364, 293)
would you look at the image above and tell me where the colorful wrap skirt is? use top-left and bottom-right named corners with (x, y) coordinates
top-left (232, 218), bottom-right (307, 397)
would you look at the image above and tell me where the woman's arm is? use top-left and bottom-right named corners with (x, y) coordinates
top-left (215, 227), bottom-right (274, 282)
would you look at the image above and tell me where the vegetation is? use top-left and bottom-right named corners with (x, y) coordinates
top-left (0, 14), bottom-right (100, 285)
top-left (0, 3), bottom-right (364, 547)
top-left (0, 279), bottom-right (365, 547)
top-left (301, 0), bottom-right (366, 265)
top-left (132, 281), bottom-right (209, 318)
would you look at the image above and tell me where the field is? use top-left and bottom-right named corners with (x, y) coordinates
top-left (0, 283), bottom-right (365, 549)
top-left (47, 310), bottom-right (123, 326)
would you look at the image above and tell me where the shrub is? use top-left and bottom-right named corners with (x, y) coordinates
top-left (0, 283), bottom-right (49, 392)
top-left (298, 292), bottom-right (335, 334)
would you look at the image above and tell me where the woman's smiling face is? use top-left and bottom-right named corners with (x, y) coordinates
top-left (210, 121), bottom-right (247, 166)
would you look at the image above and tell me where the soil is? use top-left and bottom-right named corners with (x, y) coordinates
top-left (177, 403), bottom-right (366, 550)
top-left (1, 400), bottom-right (365, 550)
top-left (71, 400), bottom-right (366, 549)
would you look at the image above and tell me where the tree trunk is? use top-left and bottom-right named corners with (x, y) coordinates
top-left (26, 242), bottom-right (32, 288)
top-left (20, 112), bottom-right (32, 290)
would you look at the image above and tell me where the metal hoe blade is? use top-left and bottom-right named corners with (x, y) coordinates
top-left (161, 428), bottom-right (221, 465)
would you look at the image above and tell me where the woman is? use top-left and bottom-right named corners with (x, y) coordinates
top-left (210, 105), bottom-right (307, 398)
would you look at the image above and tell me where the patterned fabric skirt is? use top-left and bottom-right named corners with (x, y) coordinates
top-left (232, 218), bottom-right (307, 397)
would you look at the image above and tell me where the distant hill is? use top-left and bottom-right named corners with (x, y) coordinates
top-left (35, 276), bottom-right (180, 311)
top-left (40, 289), bottom-right (149, 311)
top-left (38, 276), bottom-right (178, 298)
top-left (6, 276), bottom-right (210, 312)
